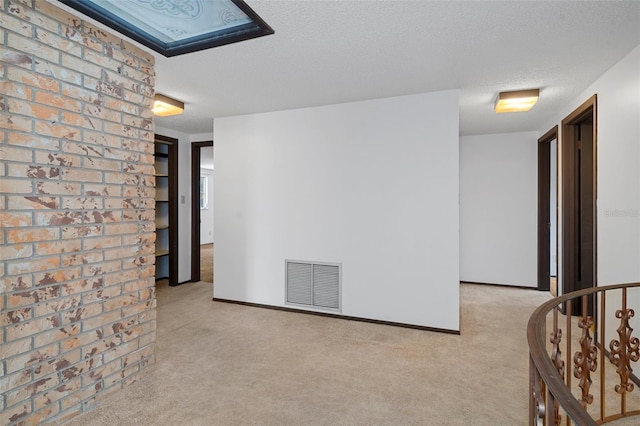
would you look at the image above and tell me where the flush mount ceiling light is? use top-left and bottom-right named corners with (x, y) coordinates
top-left (494, 89), bottom-right (540, 113)
top-left (57, 0), bottom-right (274, 57)
top-left (153, 94), bottom-right (184, 116)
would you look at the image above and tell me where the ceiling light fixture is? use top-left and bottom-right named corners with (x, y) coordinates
top-left (494, 89), bottom-right (540, 113)
top-left (153, 94), bottom-right (184, 117)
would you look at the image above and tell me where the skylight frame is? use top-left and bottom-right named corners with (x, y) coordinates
top-left (58, 0), bottom-right (274, 57)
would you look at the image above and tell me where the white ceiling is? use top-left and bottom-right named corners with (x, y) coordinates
top-left (56, 1), bottom-right (640, 136)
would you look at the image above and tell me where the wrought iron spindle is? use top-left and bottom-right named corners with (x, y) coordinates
top-left (609, 287), bottom-right (640, 415)
top-left (574, 295), bottom-right (598, 409)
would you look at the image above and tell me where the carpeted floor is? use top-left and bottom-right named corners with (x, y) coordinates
top-left (200, 243), bottom-right (213, 283)
top-left (62, 283), bottom-right (560, 425)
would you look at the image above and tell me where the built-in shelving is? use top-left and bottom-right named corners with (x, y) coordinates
top-left (154, 134), bottom-right (178, 286)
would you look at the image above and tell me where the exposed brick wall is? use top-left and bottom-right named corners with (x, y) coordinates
top-left (1, 1), bottom-right (157, 424)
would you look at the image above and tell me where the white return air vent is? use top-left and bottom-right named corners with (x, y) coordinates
top-left (285, 260), bottom-right (341, 311)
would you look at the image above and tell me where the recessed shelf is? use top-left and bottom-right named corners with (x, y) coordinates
top-left (155, 134), bottom-right (178, 286)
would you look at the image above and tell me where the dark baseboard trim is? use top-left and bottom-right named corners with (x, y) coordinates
top-left (212, 297), bottom-right (460, 335)
top-left (460, 281), bottom-right (538, 291)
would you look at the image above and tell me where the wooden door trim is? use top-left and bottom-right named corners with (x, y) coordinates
top-left (537, 126), bottom-right (558, 291)
top-left (191, 140), bottom-right (214, 283)
top-left (561, 95), bottom-right (597, 296)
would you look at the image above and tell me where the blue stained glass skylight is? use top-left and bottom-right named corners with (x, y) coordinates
top-left (58, 0), bottom-right (273, 57)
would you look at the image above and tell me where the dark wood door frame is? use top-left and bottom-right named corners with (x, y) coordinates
top-left (537, 126), bottom-right (558, 291)
top-left (155, 134), bottom-right (179, 286)
top-left (561, 95), bottom-right (597, 301)
top-left (191, 140), bottom-right (214, 283)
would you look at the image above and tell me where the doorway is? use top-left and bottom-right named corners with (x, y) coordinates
top-left (537, 126), bottom-right (558, 294)
top-left (191, 141), bottom-right (214, 283)
top-left (561, 95), bottom-right (597, 311)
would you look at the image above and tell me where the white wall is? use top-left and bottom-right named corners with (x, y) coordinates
top-left (214, 91), bottom-right (460, 331)
top-left (541, 44), bottom-right (640, 286)
top-left (199, 167), bottom-right (214, 244)
top-left (460, 131), bottom-right (539, 287)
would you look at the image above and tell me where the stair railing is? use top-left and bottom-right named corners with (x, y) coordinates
top-left (528, 282), bottom-right (640, 425)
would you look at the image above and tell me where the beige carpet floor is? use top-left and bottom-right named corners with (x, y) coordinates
top-left (60, 283), bottom-right (560, 425)
top-left (200, 243), bottom-right (213, 284)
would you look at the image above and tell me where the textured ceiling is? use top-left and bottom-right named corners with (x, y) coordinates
top-left (56, 0), bottom-right (640, 136)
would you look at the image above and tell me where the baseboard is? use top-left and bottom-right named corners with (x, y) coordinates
top-left (460, 281), bottom-right (538, 291)
top-left (212, 297), bottom-right (460, 335)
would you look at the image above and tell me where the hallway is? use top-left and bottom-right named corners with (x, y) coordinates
top-left (63, 283), bottom-right (551, 425)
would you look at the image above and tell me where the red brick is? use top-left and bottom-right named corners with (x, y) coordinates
top-left (6, 256), bottom-right (60, 275)
top-left (35, 211), bottom-right (82, 226)
top-left (60, 82), bottom-right (103, 105)
top-left (34, 324), bottom-right (81, 349)
top-left (103, 96), bottom-right (138, 114)
top-left (8, 133), bottom-right (60, 150)
top-left (61, 225), bottom-right (103, 239)
top-left (0, 144), bottom-right (33, 162)
top-left (84, 130), bottom-right (121, 148)
top-left (7, 32), bottom-right (59, 63)
top-left (7, 164), bottom-right (60, 179)
top-left (7, 66), bottom-right (60, 92)
top-left (0, 307), bottom-right (32, 326)
top-left (34, 150), bottom-right (81, 167)
top-left (104, 172), bottom-right (138, 185)
top-left (35, 240), bottom-right (82, 256)
top-left (18, 0), bottom-right (60, 32)
top-left (0, 112), bottom-right (33, 131)
top-left (1, 50), bottom-right (34, 73)
top-left (34, 120), bottom-right (81, 141)
top-left (3, 403), bottom-right (31, 424)
top-left (0, 178), bottom-right (33, 194)
top-left (0, 10), bottom-right (33, 37)
top-left (7, 195), bottom-right (59, 210)
top-left (82, 22), bottom-right (122, 47)
top-left (2, 243), bottom-right (33, 260)
top-left (83, 103), bottom-right (121, 123)
top-left (0, 80), bottom-right (33, 100)
top-left (34, 91), bottom-right (81, 113)
top-left (34, 268), bottom-right (82, 286)
top-left (33, 59), bottom-right (82, 85)
top-left (6, 98), bottom-right (59, 121)
top-left (2, 337), bottom-right (33, 359)
top-left (6, 284), bottom-right (61, 309)
top-left (34, 27), bottom-right (81, 57)
top-left (7, 227), bottom-right (60, 243)
top-left (65, 172), bottom-right (105, 187)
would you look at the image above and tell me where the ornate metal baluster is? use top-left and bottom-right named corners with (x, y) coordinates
top-left (609, 288), bottom-right (640, 415)
top-left (573, 296), bottom-right (598, 409)
top-left (550, 306), bottom-right (565, 425)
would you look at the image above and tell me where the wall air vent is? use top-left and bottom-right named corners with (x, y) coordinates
top-left (286, 260), bottom-right (341, 311)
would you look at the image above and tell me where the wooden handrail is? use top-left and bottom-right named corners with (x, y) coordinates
top-left (527, 282), bottom-right (640, 425)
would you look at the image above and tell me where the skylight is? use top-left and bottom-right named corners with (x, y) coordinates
top-left (58, 0), bottom-right (273, 57)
